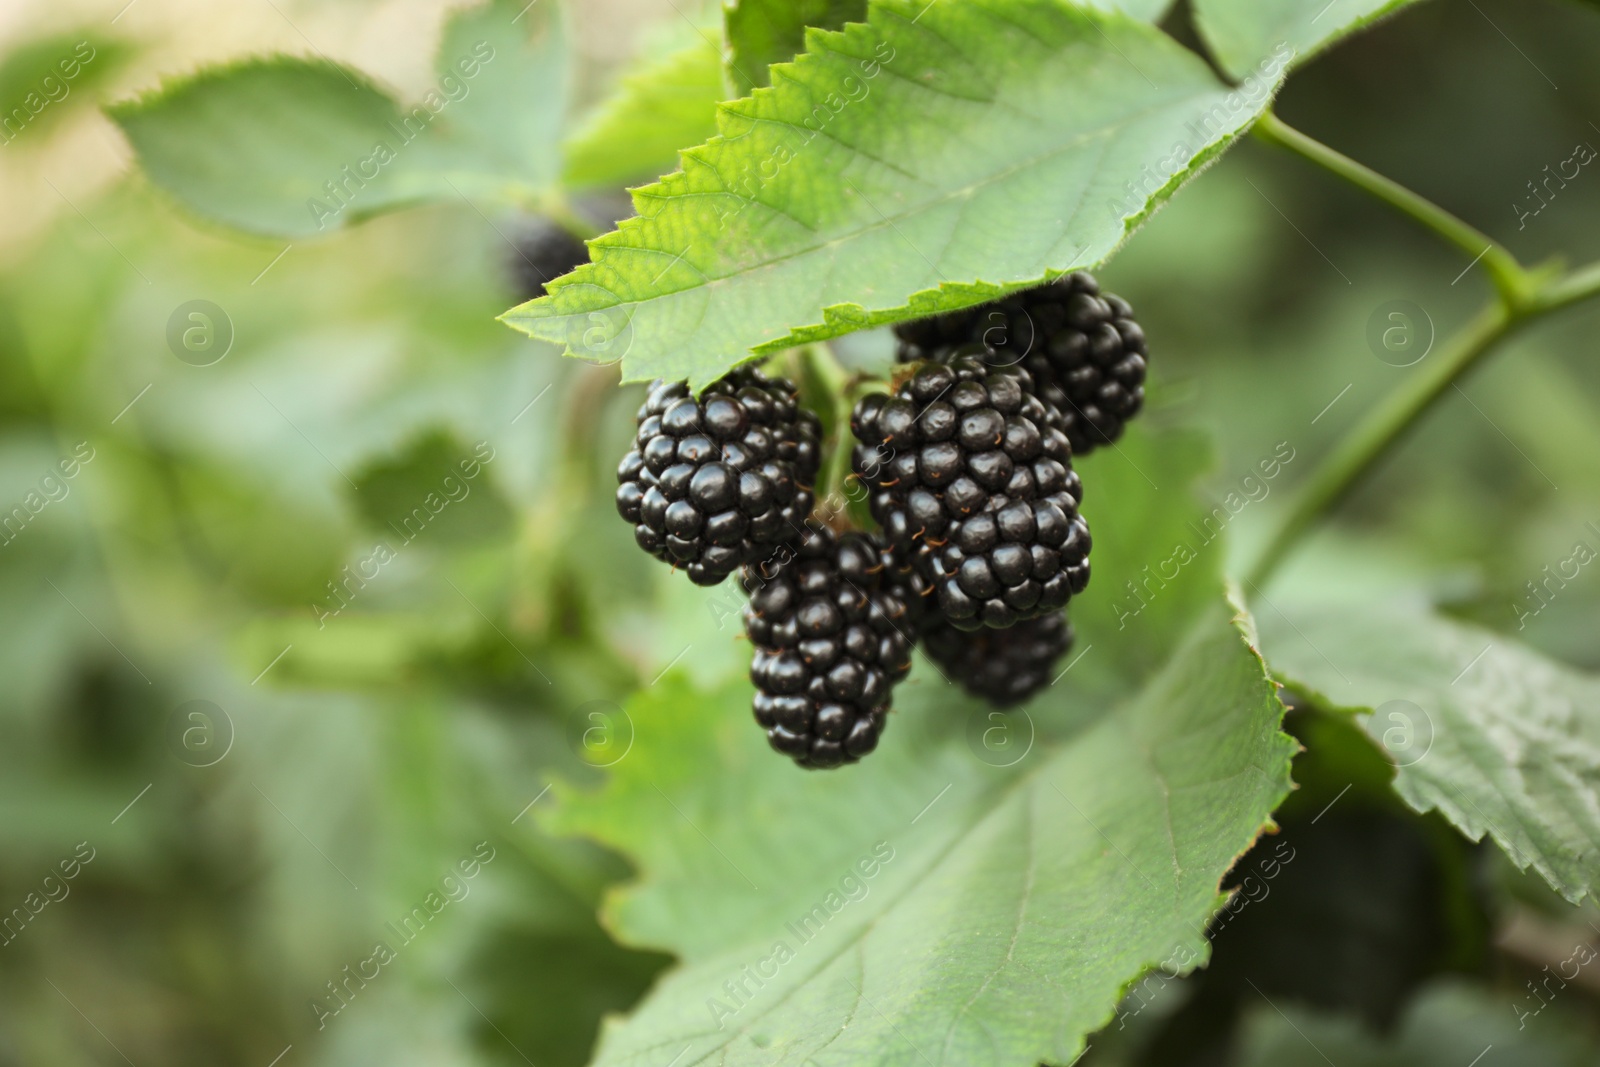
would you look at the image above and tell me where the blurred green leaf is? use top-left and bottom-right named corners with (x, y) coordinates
top-left (561, 34), bottom-right (722, 191)
top-left (1071, 424), bottom-right (1227, 692)
top-left (722, 0), bottom-right (866, 94)
top-left (110, 0), bottom-right (567, 237)
top-left (0, 33), bottom-right (127, 147)
top-left (352, 430), bottom-right (513, 549)
top-left (1259, 598), bottom-right (1600, 903)
top-left (502, 0), bottom-right (1283, 389)
top-left (1193, 0), bottom-right (1428, 79)
top-left (1235, 981), bottom-right (1600, 1066)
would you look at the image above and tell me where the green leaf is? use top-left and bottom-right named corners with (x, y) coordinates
top-left (109, 0), bottom-right (566, 237)
top-left (502, 0), bottom-right (1283, 390)
top-left (723, 0), bottom-right (868, 94)
top-left (1192, 0), bottom-right (1426, 79)
top-left (1235, 980), bottom-right (1600, 1066)
top-left (351, 429), bottom-right (514, 548)
top-left (546, 594), bottom-right (1293, 1067)
top-left (0, 33), bottom-right (129, 147)
top-left (1072, 424), bottom-right (1228, 691)
top-left (1257, 598), bottom-right (1600, 904)
top-left (562, 35), bottom-right (723, 191)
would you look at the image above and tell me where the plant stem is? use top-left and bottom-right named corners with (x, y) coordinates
top-left (1244, 303), bottom-right (1514, 588)
top-left (1536, 257), bottom-right (1600, 313)
top-left (1253, 112), bottom-right (1534, 307)
top-left (800, 345), bottom-right (858, 522)
top-left (1245, 242), bottom-right (1600, 588)
top-left (1241, 112), bottom-right (1600, 589)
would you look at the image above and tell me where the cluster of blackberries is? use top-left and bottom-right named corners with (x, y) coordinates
top-left (613, 272), bottom-right (1147, 767)
top-left (855, 271), bottom-right (1147, 704)
top-left (615, 368), bottom-right (912, 768)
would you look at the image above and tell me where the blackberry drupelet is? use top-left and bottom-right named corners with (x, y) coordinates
top-left (922, 611), bottom-right (1074, 708)
top-left (851, 349), bottom-right (1091, 631)
top-left (616, 370), bottom-right (821, 587)
top-left (892, 272), bottom-right (1148, 455)
top-left (509, 222), bottom-right (590, 301)
top-left (742, 528), bottom-right (914, 769)
top-left (880, 539), bottom-right (935, 630)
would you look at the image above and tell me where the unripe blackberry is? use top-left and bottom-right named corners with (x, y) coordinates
top-left (851, 350), bottom-right (1091, 631)
top-left (893, 272), bottom-right (1147, 455)
top-left (509, 222), bottom-right (590, 301)
top-left (741, 528), bottom-right (914, 769)
top-left (617, 369), bottom-right (821, 587)
top-left (922, 611), bottom-right (1073, 708)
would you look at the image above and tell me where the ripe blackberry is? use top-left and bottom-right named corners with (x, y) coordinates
top-left (509, 222), bottom-right (590, 301)
top-left (851, 350), bottom-right (1091, 631)
top-left (922, 611), bottom-right (1073, 708)
top-left (893, 272), bottom-right (1147, 455)
top-left (616, 370), bottom-right (821, 587)
top-left (880, 539), bottom-right (935, 630)
top-left (741, 528), bottom-right (914, 769)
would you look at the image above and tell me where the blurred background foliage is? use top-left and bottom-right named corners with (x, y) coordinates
top-left (0, 0), bottom-right (1598, 1064)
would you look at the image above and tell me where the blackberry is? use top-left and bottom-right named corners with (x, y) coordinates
top-left (851, 350), bottom-right (1091, 631)
top-left (616, 370), bottom-right (821, 586)
top-left (509, 222), bottom-right (590, 301)
top-left (922, 611), bottom-right (1073, 708)
top-left (741, 528), bottom-right (914, 769)
top-left (880, 539), bottom-right (935, 630)
top-left (893, 272), bottom-right (1147, 455)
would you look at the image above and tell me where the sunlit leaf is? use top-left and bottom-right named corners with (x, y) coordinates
top-left (723, 0), bottom-right (866, 94)
top-left (502, 0), bottom-right (1283, 389)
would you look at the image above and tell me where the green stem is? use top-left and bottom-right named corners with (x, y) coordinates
top-left (1241, 112), bottom-right (1600, 589)
top-left (800, 345), bottom-right (857, 523)
top-left (1246, 255), bottom-right (1600, 588)
top-left (1244, 303), bottom-right (1513, 588)
top-left (1253, 112), bottom-right (1534, 307)
top-left (1537, 257), bottom-right (1600, 313)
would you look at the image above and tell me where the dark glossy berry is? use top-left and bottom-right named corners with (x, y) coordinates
top-left (618, 369), bottom-right (821, 586)
top-left (508, 222), bottom-right (590, 301)
top-left (921, 611), bottom-right (1074, 708)
top-left (852, 349), bottom-right (1090, 631)
top-left (893, 272), bottom-right (1147, 454)
top-left (741, 528), bottom-right (914, 769)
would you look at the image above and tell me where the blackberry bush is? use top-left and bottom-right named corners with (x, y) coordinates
top-left (616, 370), bottom-right (821, 587)
top-left (894, 272), bottom-right (1148, 454)
top-left (741, 527), bottom-right (914, 769)
top-left (74, 0), bottom-right (1600, 1063)
top-left (851, 349), bottom-right (1091, 630)
top-left (921, 610), bottom-right (1073, 708)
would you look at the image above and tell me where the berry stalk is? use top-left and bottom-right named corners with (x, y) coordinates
top-left (800, 344), bottom-right (859, 522)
